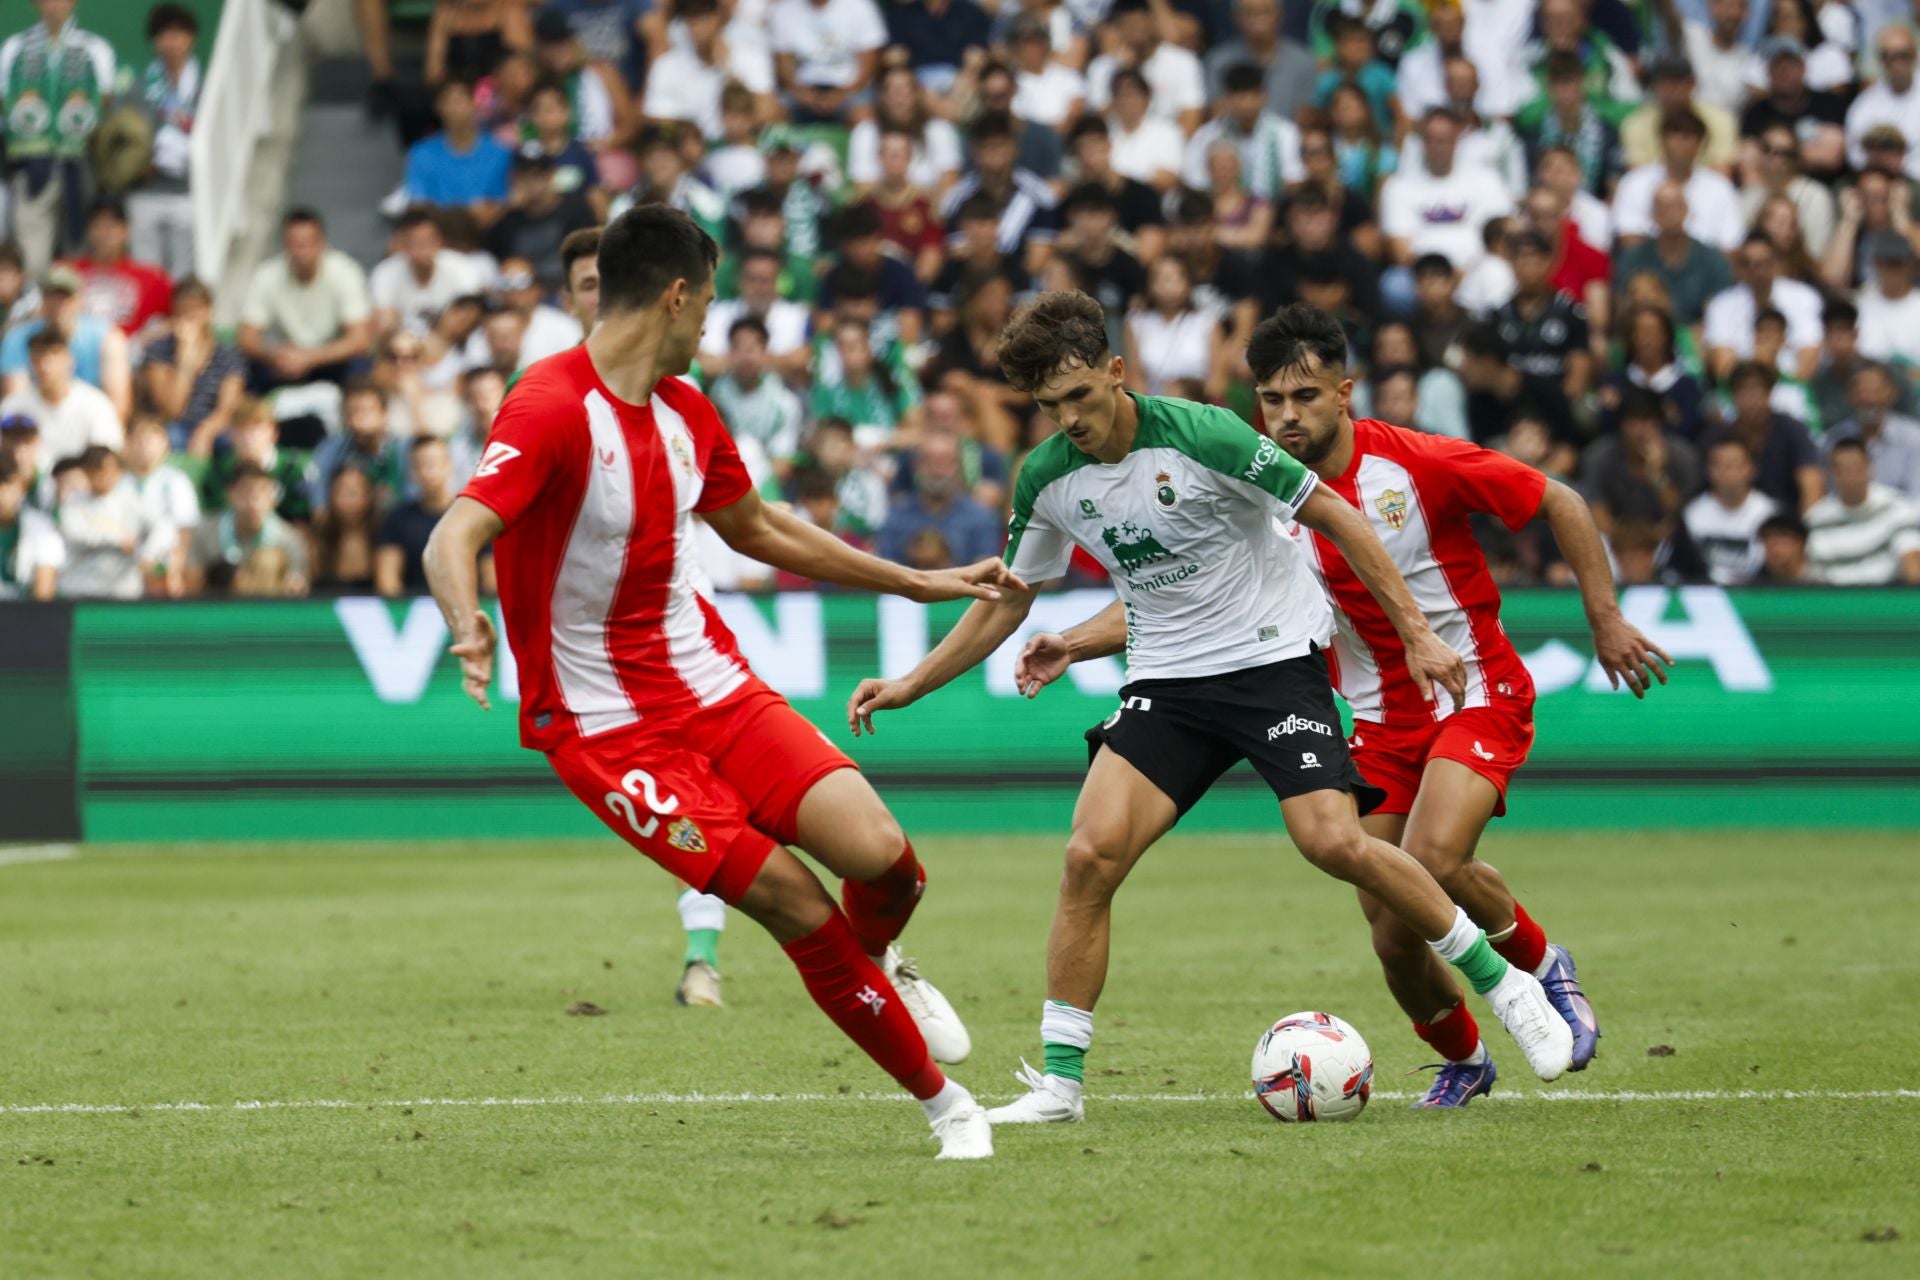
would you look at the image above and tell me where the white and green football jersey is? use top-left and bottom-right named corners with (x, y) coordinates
top-left (1003, 393), bottom-right (1335, 682)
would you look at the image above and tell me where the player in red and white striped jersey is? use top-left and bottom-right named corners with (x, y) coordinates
top-left (423, 208), bottom-right (1023, 1159)
top-left (1019, 305), bottom-right (1673, 1107)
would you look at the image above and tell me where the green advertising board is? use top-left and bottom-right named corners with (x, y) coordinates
top-left (7, 586), bottom-right (1910, 843)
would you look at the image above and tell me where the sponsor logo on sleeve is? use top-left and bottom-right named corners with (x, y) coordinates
top-left (474, 442), bottom-right (522, 478)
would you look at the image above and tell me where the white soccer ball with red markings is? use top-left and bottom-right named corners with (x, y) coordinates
top-left (1251, 1011), bottom-right (1373, 1122)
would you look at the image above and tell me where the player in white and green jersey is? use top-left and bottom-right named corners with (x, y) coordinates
top-left (846, 292), bottom-right (1574, 1122)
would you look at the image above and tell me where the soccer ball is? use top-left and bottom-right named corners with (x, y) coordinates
top-left (1251, 1011), bottom-right (1374, 1122)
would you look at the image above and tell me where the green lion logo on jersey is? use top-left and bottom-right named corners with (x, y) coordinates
top-left (1102, 521), bottom-right (1173, 573)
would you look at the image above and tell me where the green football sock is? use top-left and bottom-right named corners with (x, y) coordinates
top-left (1042, 1040), bottom-right (1086, 1083)
top-left (1448, 932), bottom-right (1509, 996)
top-left (683, 928), bottom-right (720, 970)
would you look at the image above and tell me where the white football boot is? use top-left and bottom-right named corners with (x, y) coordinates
top-left (674, 960), bottom-right (724, 1008)
top-left (882, 946), bottom-right (971, 1064)
top-left (930, 1095), bottom-right (994, 1160)
top-left (983, 1059), bottom-right (1084, 1124)
top-left (1487, 965), bottom-right (1575, 1081)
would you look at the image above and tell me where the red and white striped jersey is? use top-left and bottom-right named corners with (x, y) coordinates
top-left (1296, 419), bottom-right (1546, 727)
top-left (460, 347), bottom-right (755, 750)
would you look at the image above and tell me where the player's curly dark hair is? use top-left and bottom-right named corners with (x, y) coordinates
top-left (1246, 303), bottom-right (1350, 384)
top-left (996, 290), bottom-right (1110, 393)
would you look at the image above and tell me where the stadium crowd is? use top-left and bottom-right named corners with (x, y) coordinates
top-left (5, 0), bottom-right (1920, 603)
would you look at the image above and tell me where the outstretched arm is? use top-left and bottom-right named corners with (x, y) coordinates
top-left (424, 496), bottom-right (505, 710)
top-left (847, 589), bottom-right (1039, 734)
top-left (1537, 479), bottom-right (1673, 697)
top-left (1012, 598), bottom-right (1126, 697)
top-left (1295, 485), bottom-right (1467, 709)
top-left (703, 486), bottom-right (1024, 603)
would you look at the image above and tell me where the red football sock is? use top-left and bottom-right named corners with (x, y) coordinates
top-left (840, 841), bottom-right (926, 957)
top-left (1489, 902), bottom-right (1549, 974)
top-left (783, 910), bottom-right (945, 1100)
top-left (1413, 1002), bottom-right (1483, 1064)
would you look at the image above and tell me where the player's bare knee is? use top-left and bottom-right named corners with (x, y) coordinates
top-left (1061, 829), bottom-right (1130, 903)
top-left (1292, 819), bottom-right (1371, 881)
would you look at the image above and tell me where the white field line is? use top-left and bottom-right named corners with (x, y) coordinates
top-left (6, 1088), bottom-right (1918, 1116)
top-left (0, 844), bottom-right (76, 868)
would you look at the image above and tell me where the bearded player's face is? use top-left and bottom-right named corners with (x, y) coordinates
top-left (1257, 354), bottom-right (1351, 467)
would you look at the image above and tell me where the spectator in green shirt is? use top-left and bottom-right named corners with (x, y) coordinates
top-left (809, 317), bottom-right (922, 442)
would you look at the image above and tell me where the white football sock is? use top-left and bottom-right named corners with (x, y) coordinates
top-left (919, 1077), bottom-right (972, 1122)
top-left (676, 889), bottom-right (726, 934)
top-left (1427, 906), bottom-right (1479, 963)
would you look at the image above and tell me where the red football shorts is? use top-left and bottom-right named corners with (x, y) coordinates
top-left (1349, 699), bottom-right (1536, 818)
top-left (545, 677), bottom-right (857, 903)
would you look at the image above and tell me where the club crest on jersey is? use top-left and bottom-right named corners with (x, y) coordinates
top-left (666, 817), bottom-right (707, 853)
top-left (1374, 488), bottom-right (1408, 531)
top-left (669, 433), bottom-right (694, 474)
top-left (1154, 471), bottom-right (1178, 509)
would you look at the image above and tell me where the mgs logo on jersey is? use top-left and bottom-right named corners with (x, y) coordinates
top-left (1101, 521), bottom-right (1174, 573)
top-left (666, 817), bottom-right (707, 854)
top-left (1373, 488), bottom-right (1408, 531)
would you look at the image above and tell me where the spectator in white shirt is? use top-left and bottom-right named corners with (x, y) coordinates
top-left (770, 0), bottom-right (888, 123)
top-left (1085, 0), bottom-right (1206, 135)
top-left (370, 208), bottom-right (485, 340)
top-left (1181, 62), bottom-right (1302, 202)
top-left (57, 446), bottom-right (172, 600)
top-left (699, 248), bottom-right (812, 380)
top-left (1008, 14), bottom-right (1083, 130)
top-left (237, 210), bottom-right (375, 393)
top-left (1613, 107), bottom-right (1746, 252)
top-left (1460, 0), bottom-right (1535, 122)
top-left (1685, 435), bottom-right (1777, 584)
top-left (1855, 232), bottom-right (1920, 367)
top-left (847, 63), bottom-right (965, 193)
top-left (0, 328), bottom-right (122, 467)
top-left (122, 410), bottom-right (198, 589)
top-left (1805, 438), bottom-right (1920, 583)
top-left (1703, 231), bottom-right (1825, 382)
top-left (645, 0), bottom-right (774, 140)
top-left (1105, 69), bottom-right (1186, 193)
top-left (1846, 26), bottom-right (1920, 180)
top-left (1682, 0), bottom-right (1753, 114)
top-left (1378, 107), bottom-right (1515, 311)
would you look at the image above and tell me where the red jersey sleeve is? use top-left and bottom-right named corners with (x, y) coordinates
top-left (664, 379), bottom-right (753, 513)
top-left (1375, 421), bottom-right (1548, 531)
top-left (459, 379), bottom-right (583, 527)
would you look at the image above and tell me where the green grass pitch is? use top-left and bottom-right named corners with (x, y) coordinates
top-left (3, 829), bottom-right (1917, 1278)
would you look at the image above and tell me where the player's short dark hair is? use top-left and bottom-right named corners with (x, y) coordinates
top-left (1247, 304), bottom-right (1349, 384)
top-left (1223, 62), bottom-right (1265, 95)
top-left (728, 315), bottom-right (770, 347)
top-left (1617, 387), bottom-right (1665, 424)
top-left (560, 227), bottom-right (601, 285)
top-left (282, 207), bottom-right (325, 233)
top-left (598, 205), bottom-right (718, 315)
top-left (997, 290), bottom-right (1110, 393)
top-left (147, 3), bottom-right (200, 39)
top-left (26, 327), bottom-right (68, 355)
top-left (1729, 359), bottom-right (1778, 392)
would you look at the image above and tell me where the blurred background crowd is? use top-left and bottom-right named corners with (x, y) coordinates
top-left (6, 0), bottom-right (1920, 604)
